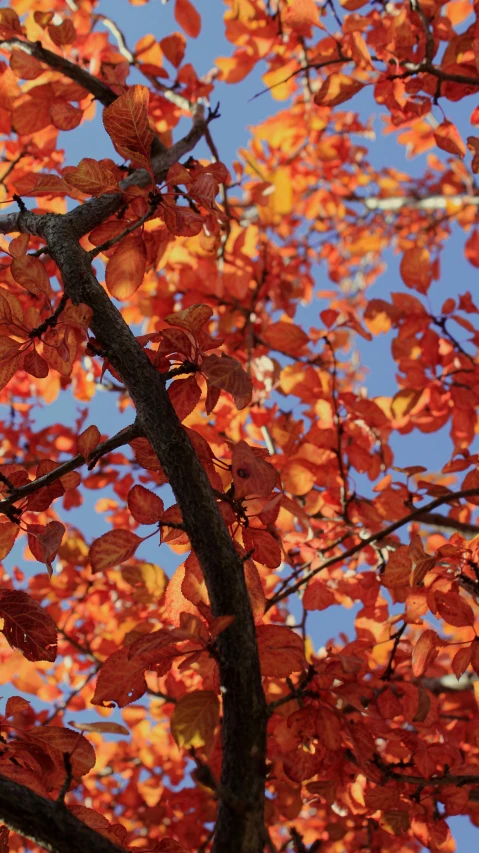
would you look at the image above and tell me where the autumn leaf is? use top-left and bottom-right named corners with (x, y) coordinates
top-left (262, 322), bottom-right (309, 357)
top-left (314, 74), bottom-right (364, 107)
top-left (174, 0), bottom-right (201, 38)
top-left (400, 247), bottom-right (432, 293)
top-left (434, 590), bottom-right (475, 628)
top-left (412, 629), bottom-right (439, 677)
top-left (11, 254), bottom-right (50, 296)
top-left (171, 690), bottom-right (219, 751)
top-left (434, 120), bottom-right (465, 157)
top-left (69, 720), bottom-right (130, 736)
top-left (77, 424), bottom-right (101, 459)
top-left (0, 522), bottom-right (19, 561)
top-left (103, 85), bottom-right (154, 176)
top-left (64, 158), bottom-right (120, 196)
top-left (231, 441), bottom-right (277, 499)
top-left (89, 530), bottom-right (142, 572)
top-left (201, 353), bottom-right (252, 410)
top-left (256, 625), bottom-right (306, 677)
top-left (127, 484), bottom-right (164, 525)
top-left (105, 235), bottom-right (147, 300)
top-left (0, 589), bottom-right (57, 662)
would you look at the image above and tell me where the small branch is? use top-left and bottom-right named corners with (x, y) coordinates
top-left (88, 199), bottom-right (160, 259)
top-left (381, 623), bottom-right (406, 681)
top-left (0, 774), bottom-right (126, 853)
top-left (249, 56), bottom-right (347, 101)
top-left (268, 486), bottom-right (479, 606)
top-left (0, 37), bottom-right (117, 107)
top-left (29, 293), bottom-right (68, 339)
top-left (416, 511), bottom-right (479, 536)
top-left (0, 422), bottom-right (140, 518)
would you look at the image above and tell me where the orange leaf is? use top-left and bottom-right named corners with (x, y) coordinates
top-left (128, 484), bottom-right (164, 525)
top-left (0, 521), bottom-right (19, 561)
top-left (256, 625), bottom-right (305, 677)
top-left (27, 520), bottom-right (65, 575)
top-left (11, 254), bottom-right (50, 296)
top-left (89, 530), bottom-right (142, 572)
top-left (92, 646), bottom-right (161, 707)
top-left (161, 203), bottom-right (204, 237)
top-left (262, 321), bottom-right (309, 356)
top-left (12, 96), bottom-right (51, 135)
top-left (77, 425), bottom-right (101, 459)
top-left (28, 726), bottom-right (95, 778)
top-left (23, 349), bottom-right (49, 379)
top-left (48, 19), bottom-right (76, 46)
top-left (0, 589), bottom-right (57, 662)
top-left (242, 527), bottom-right (282, 568)
top-left (303, 578), bottom-right (336, 610)
top-left (467, 136), bottom-right (479, 172)
top-left (168, 375), bottom-right (201, 422)
top-left (174, 0), bottom-right (201, 38)
top-left (201, 353), bottom-right (252, 410)
top-left (412, 629), bottom-right (439, 677)
top-left (171, 690), bottom-right (219, 751)
top-left (314, 74), bottom-right (364, 107)
top-left (50, 101), bottom-right (82, 131)
top-left (381, 546), bottom-right (412, 588)
top-left (64, 158), bottom-right (120, 196)
top-left (434, 590), bottom-right (475, 627)
top-left (284, 0), bottom-right (324, 29)
top-left (5, 696), bottom-right (30, 716)
top-left (165, 304), bottom-right (212, 337)
top-left (103, 84), bottom-right (154, 176)
top-left (160, 32), bottom-right (186, 67)
top-left (231, 441), bottom-right (277, 499)
top-left (10, 48), bottom-right (44, 80)
top-left (452, 644), bottom-right (471, 679)
top-left (105, 235), bottom-right (147, 300)
top-left (69, 720), bottom-right (130, 736)
top-left (0, 352), bottom-right (22, 392)
top-left (434, 120), bottom-right (465, 157)
top-left (399, 247), bottom-right (432, 293)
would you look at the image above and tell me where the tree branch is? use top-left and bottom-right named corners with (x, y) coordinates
top-left (0, 774), bottom-right (126, 853)
top-left (269, 487), bottom-right (479, 606)
top-left (0, 422), bottom-right (140, 516)
top-left (0, 37), bottom-right (118, 107)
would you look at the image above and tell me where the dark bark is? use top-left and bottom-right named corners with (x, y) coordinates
top-left (0, 775), bottom-right (126, 853)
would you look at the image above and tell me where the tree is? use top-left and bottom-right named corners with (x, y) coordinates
top-left (2, 0), bottom-right (479, 851)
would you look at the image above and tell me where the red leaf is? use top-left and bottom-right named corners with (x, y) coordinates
top-left (412, 629), bottom-right (439, 677)
top-left (77, 425), bottom-right (101, 459)
top-left (0, 588), bottom-right (57, 662)
top-left (160, 33), bottom-right (186, 67)
top-left (400, 247), bottom-right (432, 293)
top-left (105, 235), bottom-right (147, 301)
top-left (165, 304), bottom-right (212, 337)
top-left (256, 625), bottom-right (306, 677)
top-left (103, 84), bottom-right (154, 175)
top-left (303, 578), bottom-right (336, 611)
top-left (201, 353), bottom-right (252, 410)
top-left (231, 441), bottom-right (277, 499)
top-left (11, 254), bottom-right (50, 296)
top-left (242, 527), bottom-right (282, 568)
top-left (5, 695), bottom-right (30, 716)
top-left (64, 158), bottom-right (120, 196)
top-left (261, 321), bottom-right (309, 357)
top-left (435, 590), bottom-right (475, 628)
top-left (89, 530), bottom-right (142, 573)
top-left (23, 348), bottom-right (49, 379)
top-left (0, 521), bottom-right (19, 561)
top-left (92, 646), bottom-right (156, 708)
top-left (174, 0), bottom-right (201, 38)
top-left (128, 484), bottom-right (164, 525)
top-left (168, 375), bottom-right (201, 422)
top-left (50, 101), bottom-right (82, 131)
top-left (27, 520), bottom-right (65, 575)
